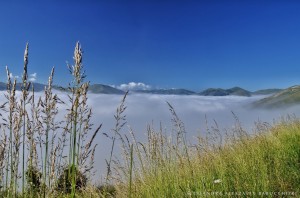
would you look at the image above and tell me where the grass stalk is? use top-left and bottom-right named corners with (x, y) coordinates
top-left (128, 144), bottom-right (133, 198)
top-left (22, 42), bottom-right (29, 197)
top-left (42, 67), bottom-right (56, 197)
top-left (69, 42), bottom-right (84, 198)
top-left (105, 91), bottom-right (128, 183)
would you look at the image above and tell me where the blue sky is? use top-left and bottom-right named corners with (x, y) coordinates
top-left (1, 1), bottom-right (300, 91)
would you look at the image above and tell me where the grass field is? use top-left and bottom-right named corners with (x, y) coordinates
top-left (111, 112), bottom-right (300, 197)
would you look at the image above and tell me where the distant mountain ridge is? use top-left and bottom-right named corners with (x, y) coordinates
top-left (52, 84), bottom-right (124, 94)
top-left (4, 81), bottom-right (298, 108)
top-left (0, 81), bottom-right (284, 97)
top-left (89, 84), bottom-right (124, 94)
top-left (133, 89), bottom-right (196, 95)
top-left (199, 87), bottom-right (251, 97)
top-left (0, 82), bottom-right (47, 92)
top-left (0, 82), bottom-right (124, 94)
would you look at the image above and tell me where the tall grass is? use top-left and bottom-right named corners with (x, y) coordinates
top-left (65, 42), bottom-right (101, 198)
top-left (110, 107), bottom-right (300, 197)
top-left (21, 42), bottom-right (30, 196)
top-left (0, 42), bottom-right (100, 197)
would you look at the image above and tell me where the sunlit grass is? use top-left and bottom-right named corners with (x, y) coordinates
top-left (112, 114), bottom-right (300, 197)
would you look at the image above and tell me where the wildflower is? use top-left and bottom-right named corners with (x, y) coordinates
top-left (214, 179), bottom-right (222, 184)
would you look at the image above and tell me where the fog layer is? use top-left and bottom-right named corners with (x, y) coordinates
top-left (2, 91), bottom-right (299, 180)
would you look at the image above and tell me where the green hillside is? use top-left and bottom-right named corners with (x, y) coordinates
top-left (252, 88), bottom-right (282, 95)
top-left (253, 85), bottom-right (300, 108)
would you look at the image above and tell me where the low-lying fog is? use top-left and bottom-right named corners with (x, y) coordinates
top-left (88, 93), bottom-right (299, 137)
top-left (84, 93), bottom-right (300, 180)
top-left (2, 91), bottom-right (300, 181)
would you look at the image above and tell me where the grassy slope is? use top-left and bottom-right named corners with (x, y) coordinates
top-left (252, 88), bottom-right (282, 95)
top-left (115, 119), bottom-right (300, 197)
top-left (254, 85), bottom-right (300, 108)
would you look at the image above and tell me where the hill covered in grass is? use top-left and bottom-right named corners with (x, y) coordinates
top-left (252, 88), bottom-right (282, 95)
top-left (253, 85), bottom-right (300, 108)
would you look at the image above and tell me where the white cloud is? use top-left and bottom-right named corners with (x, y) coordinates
top-left (29, 73), bottom-right (37, 82)
top-left (30, 73), bottom-right (37, 78)
top-left (115, 82), bottom-right (151, 91)
top-left (9, 73), bottom-right (19, 79)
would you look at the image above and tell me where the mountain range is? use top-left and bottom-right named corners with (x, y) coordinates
top-left (134, 89), bottom-right (196, 95)
top-left (0, 82), bottom-right (46, 92)
top-left (3, 81), bottom-right (300, 108)
top-left (199, 87), bottom-right (252, 96)
top-left (134, 87), bottom-right (281, 97)
top-left (0, 82), bottom-right (283, 97)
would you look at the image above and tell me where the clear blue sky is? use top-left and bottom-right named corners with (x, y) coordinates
top-left (1, 0), bottom-right (300, 91)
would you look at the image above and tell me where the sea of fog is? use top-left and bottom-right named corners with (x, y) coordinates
top-left (81, 92), bottom-right (300, 180)
top-left (2, 91), bottom-right (300, 182)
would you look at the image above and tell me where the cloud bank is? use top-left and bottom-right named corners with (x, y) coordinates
top-left (72, 93), bottom-right (300, 179)
top-left (7, 72), bottom-right (36, 81)
top-left (113, 82), bottom-right (151, 91)
top-left (29, 72), bottom-right (37, 82)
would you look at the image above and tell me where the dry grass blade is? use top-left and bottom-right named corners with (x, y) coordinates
top-left (105, 91), bottom-right (128, 183)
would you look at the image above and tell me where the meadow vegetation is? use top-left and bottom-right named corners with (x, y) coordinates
top-left (112, 115), bottom-right (300, 197)
top-left (0, 42), bottom-right (99, 198)
top-left (0, 43), bottom-right (299, 197)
